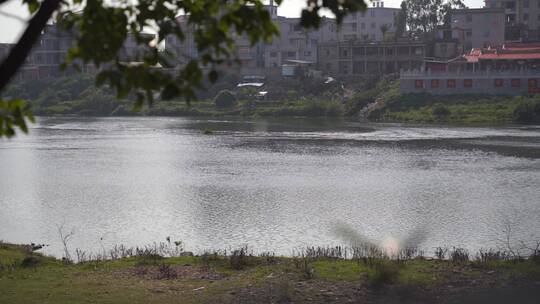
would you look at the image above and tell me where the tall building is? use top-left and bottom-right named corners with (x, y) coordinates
top-left (165, 2), bottom-right (406, 77)
top-left (484, 0), bottom-right (540, 40)
top-left (263, 17), bottom-right (336, 69)
top-left (338, 1), bottom-right (400, 42)
top-left (451, 8), bottom-right (506, 50)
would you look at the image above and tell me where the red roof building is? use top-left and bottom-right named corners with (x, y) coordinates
top-left (424, 42), bottom-right (540, 73)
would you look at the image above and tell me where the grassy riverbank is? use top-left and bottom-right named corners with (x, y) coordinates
top-left (369, 91), bottom-right (540, 124)
top-left (3, 74), bottom-right (540, 124)
top-left (2, 242), bottom-right (540, 303)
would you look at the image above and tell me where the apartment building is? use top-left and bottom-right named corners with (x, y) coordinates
top-left (451, 8), bottom-right (506, 50)
top-left (264, 17), bottom-right (336, 69)
top-left (338, 1), bottom-right (400, 42)
top-left (21, 24), bottom-right (155, 79)
top-left (484, 0), bottom-right (540, 40)
top-left (164, 15), bottom-right (199, 67)
top-left (318, 40), bottom-right (425, 76)
top-left (165, 2), bottom-right (404, 77)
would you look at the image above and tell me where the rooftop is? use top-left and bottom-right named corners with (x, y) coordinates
top-left (464, 43), bottom-right (540, 62)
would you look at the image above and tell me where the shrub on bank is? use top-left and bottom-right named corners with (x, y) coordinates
top-left (214, 90), bottom-right (237, 107)
top-left (432, 103), bottom-right (451, 120)
top-left (513, 98), bottom-right (540, 123)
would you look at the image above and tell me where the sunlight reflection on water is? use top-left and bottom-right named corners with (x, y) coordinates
top-left (0, 117), bottom-right (539, 257)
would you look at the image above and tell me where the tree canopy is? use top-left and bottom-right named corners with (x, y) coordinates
top-left (0, 0), bottom-right (367, 137)
top-left (404, 0), bottom-right (466, 34)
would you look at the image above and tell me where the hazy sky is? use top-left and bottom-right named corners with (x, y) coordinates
top-left (0, 0), bottom-right (485, 43)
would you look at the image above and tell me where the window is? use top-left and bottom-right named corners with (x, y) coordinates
top-left (494, 79), bottom-right (504, 87)
top-left (366, 47), bottom-right (378, 55)
top-left (528, 78), bottom-right (538, 88)
top-left (524, 14), bottom-right (529, 21)
top-left (270, 52), bottom-right (277, 58)
top-left (371, 10), bottom-right (375, 17)
top-left (287, 51), bottom-right (295, 57)
top-left (466, 30), bottom-right (472, 38)
top-left (466, 14), bottom-right (472, 22)
top-left (511, 79), bottom-right (521, 87)
top-left (464, 79), bottom-right (473, 88)
top-left (339, 62), bottom-right (349, 74)
top-left (353, 47), bottom-right (365, 56)
top-left (351, 23), bottom-right (357, 31)
top-left (304, 51), bottom-right (312, 56)
top-left (415, 80), bottom-right (424, 88)
top-left (447, 79), bottom-right (456, 88)
top-left (431, 79), bottom-right (439, 88)
top-left (311, 39), bottom-right (318, 45)
top-left (440, 43), bottom-right (448, 54)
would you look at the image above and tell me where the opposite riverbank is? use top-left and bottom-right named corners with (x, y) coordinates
top-left (3, 74), bottom-right (540, 124)
top-left (1, 242), bottom-right (540, 303)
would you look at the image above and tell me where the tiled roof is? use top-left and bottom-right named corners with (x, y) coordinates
top-left (464, 43), bottom-right (540, 62)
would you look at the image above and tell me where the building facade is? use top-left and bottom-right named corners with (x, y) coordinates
top-left (19, 24), bottom-right (154, 79)
top-left (451, 8), bottom-right (506, 50)
top-left (263, 17), bottom-right (336, 69)
top-left (338, 2), bottom-right (400, 42)
top-left (318, 41), bottom-right (425, 76)
top-left (165, 2), bottom-right (403, 77)
top-left (484, 0), bottom-right (540, 40)
top-left (401, 42), bottom-right (540, 95)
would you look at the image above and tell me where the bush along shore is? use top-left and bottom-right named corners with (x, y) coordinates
top-left (1, 240), bottom-right (540, 303)
top-left (3, 74), bottom-right (540, 124)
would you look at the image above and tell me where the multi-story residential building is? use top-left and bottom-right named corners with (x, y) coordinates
top-left (164, 15), bottom-right (199, 67)
top-left (338, 1), bottom-right (399, 42)
top-left (451, 8), bottom-right (506, 50)
top-left (432, 27), bottom-right (463, 59)
top-left (263, 17), bottom-right (336, 69)
top-left (24, 24), bottom-right (154, 79)
top-left (484, 0), bottom-right (540, 40)
top-left (318, 40), bottom-right (425, 76)
top-left (29, 24), bottom-right (75, 77)
top-left (165, 4), bottom-right (338, 77)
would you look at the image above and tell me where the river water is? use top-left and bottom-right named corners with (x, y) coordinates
top-left (0, 117), bottom-right (539, 257)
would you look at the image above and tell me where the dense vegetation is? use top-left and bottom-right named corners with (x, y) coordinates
top-left (1, 241), bottom-right (539, 303)
top-left (4, 74), bottom-right (540, 124)
top-left (369, 89), bottom-right (540, 124)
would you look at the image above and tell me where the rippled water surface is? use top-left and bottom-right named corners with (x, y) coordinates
top-left (1, 117), bottom-right (539, 257)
